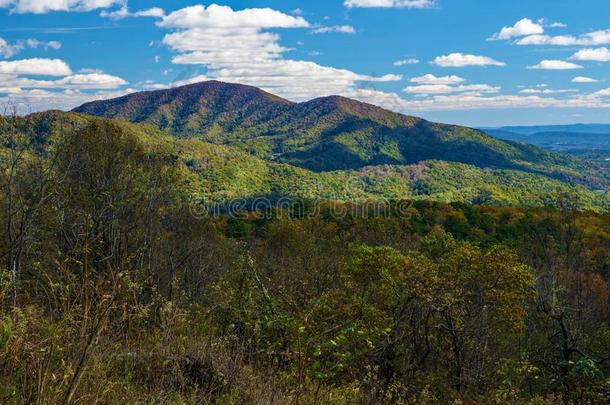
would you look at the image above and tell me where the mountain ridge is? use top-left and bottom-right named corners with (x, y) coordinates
top-left (72, 80), bottom-right (599, 189)
top-left (2, 108), bottom-right (608, 210)
top-left (482, 123), bottom-right (610, 135)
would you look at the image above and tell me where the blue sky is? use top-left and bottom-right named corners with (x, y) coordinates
top-left (1, 0), bottom-right (610, 126)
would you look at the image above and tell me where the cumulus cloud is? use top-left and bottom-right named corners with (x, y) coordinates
top-left (432, 53), bottom-right (506, 67)
top-left (519, 88), bottom-right (578, 94)
top-left (157, 4), bottom-right (309, 29)
top-left (0, 56), bottom-right (128, 112)
top-left (344, 0), bottom-right (435, 8)
top-left (404, 83), bottom-right (500, 94)
top-left (3, 73), bottom-right (128, 90)
top-left (0, 58), bottom-right (72, 76)
top-left (403, 74), bottom-right (498, 95)
top-left (410, 74), bottom-right (464, 85)
top-left (398, 93), bottom-right (610, 112)
top-left (0, 0), bottom-right (122, 14)
top-left (48, 73), bottom-right (126, 89)
top-left (527, 60), bottom-right (583, 70)
top-left (572, 76), bottom-right (598, 83)
top-left (489, 18), bottom-right (544, 40)
top-left (516, 29), bottom-right (610, 46)
top-left (393, 58), bottom-right (419, 66)
top-left (0, 87), bottom-right (136, 114)
top-left (311, 25), bottom-right (356, 34)
top-left (570, 47), bottom-right (610, 62)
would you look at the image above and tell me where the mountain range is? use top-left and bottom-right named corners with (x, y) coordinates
top-left (481, 124), bottom-right (610, 153)
top-left (3, 80), bottom-right (608, 210)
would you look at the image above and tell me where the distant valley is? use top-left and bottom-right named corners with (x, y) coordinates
top-left (482, 124), bottom-right (610, 155)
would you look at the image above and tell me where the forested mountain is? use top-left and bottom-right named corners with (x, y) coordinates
top-left (70, 81), bottom-right (610, 204)
top-left (73, 81), bottom-right (589, 175)
top-left (3, 109), bottom-right (609, 210)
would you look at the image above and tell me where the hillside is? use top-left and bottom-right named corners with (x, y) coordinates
top-left (73, 81), bottom-right (601, 189)
top-left (2, 111), bottom-right (608, 211)
top-left (2, 109), bottom-right (610, 403)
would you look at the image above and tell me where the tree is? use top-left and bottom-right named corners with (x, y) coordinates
top-left (0, 103), bottom-right (56, 307)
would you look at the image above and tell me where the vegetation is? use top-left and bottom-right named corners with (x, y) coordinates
top-left (4, 110), bottom-right (609, 211)
top-left (1, 114), bottom-right (609, 403)
top-left (73, 81), bottom-right (607, 191)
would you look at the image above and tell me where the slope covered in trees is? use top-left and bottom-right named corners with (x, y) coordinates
top-left (72, 81), bottom-right (606, 192)
top-left (2, 111), bottom-right (608, 211)
top-left (0, 116), bottom-right (609, 402)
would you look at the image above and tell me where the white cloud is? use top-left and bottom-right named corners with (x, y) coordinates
top-left (0, 87), bottom-right (136, 113)
top-left (0, 37), bottom-right (62, 58)
top-left (6, 73), bottom-right (128, 89)
top-left (0, 0), bottom-right (122, 14)
top-left (594, 88), bottom-right (610, 97)
top-left (489, 18), bottom-right (544, 40)
top-left (572, 76), bottom-right (598, 83)
top-left (398, 91), bottom-right (610, 112)
top-left (0, 56), bottom-right (127, 112)
top-left (549, 22), bottom-right (567, 28)
top-left (78, 68), bottom-right (103, 74)
top-left (158, 4), bottom-right (309, 29)
top-left (101, 6), bottom-right (165, 20)
top-left (25, 39), bottom-right (62, 50)
top-left (432, 53), bottom-right (506, 67)
top-left (312, 25), bottom-right (356, 34)
top-left (135, 7), bottom-right (164, 18)
top-left (570, 47), bottom-right (610, 62)
top-left (55, 73), bottom-right (127, 89)
top-left (344, 0), bottom-right (435, 8)
top-left (404, 83), bottom-right (499, 94)
top-left (0, 58), bottom-right (72, 76)
top-left (0, 37), bottom-right (22, 58)
top-left (410, 74), bottom-right (464, 85)
top-left (516, 29), bottom-right (610, 46)
top-left (527, 60), bottom-right (583, 70)
top-left (404, 74), bottom-right (498, 95)
top-left (393, 58), bottom-right (419, 66)
top-left (519, 88), bottom-right (578, 94)
top-left (44, 73), bottom-right (126, 89)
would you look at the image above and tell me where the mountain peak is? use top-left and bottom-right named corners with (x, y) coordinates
top-left (175, 80), bottom-right (292, 103)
